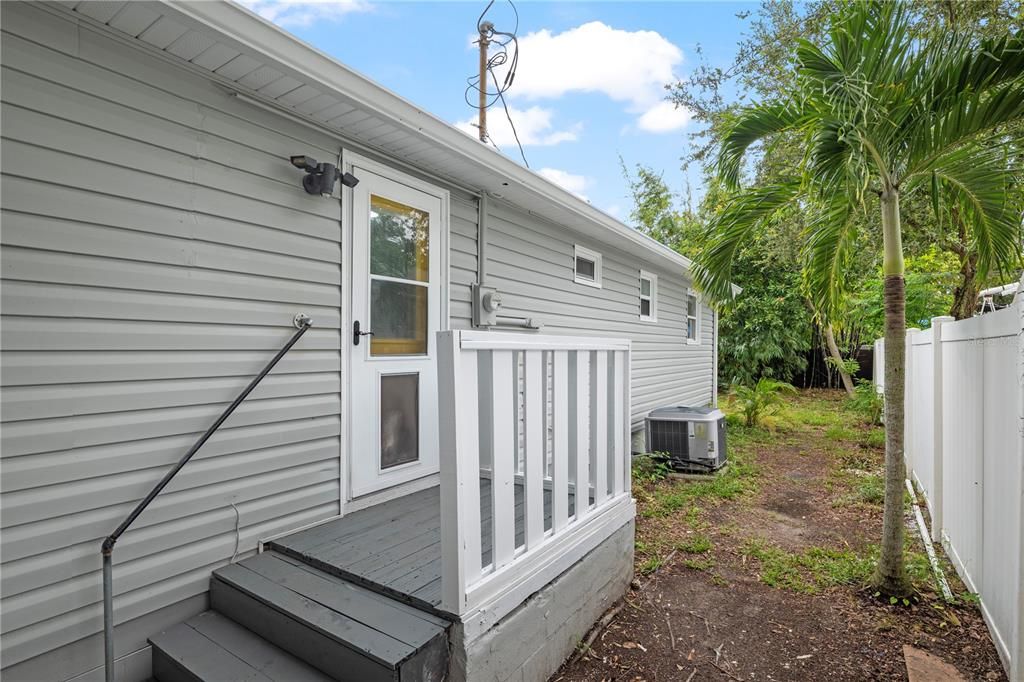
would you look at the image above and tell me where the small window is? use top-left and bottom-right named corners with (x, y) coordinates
top-left (639, 270), bottom-right (657, 322)
top-left (686, 291), bottom-right (700, 344)
top-left (574, 245), bottom-right (602, 288)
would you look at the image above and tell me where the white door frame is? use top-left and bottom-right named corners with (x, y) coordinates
top-left (340, 150), bottom-right (450, 506)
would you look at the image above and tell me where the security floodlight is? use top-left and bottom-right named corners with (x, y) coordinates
top-left (290, 155), bottom-right (359, 197)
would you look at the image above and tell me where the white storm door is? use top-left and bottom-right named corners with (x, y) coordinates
top-left (350, 168), bottom-right (443, 497)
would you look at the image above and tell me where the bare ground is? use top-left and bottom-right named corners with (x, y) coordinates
top-left (552, 390), bottom-right (1006, 682)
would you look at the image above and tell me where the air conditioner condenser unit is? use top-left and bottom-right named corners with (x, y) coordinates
top-left (645, 406), bottom-right (727, 473)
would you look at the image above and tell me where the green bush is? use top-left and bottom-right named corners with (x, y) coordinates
top-left (847, 379), bottom-right (883, 425)
top-left (729, 378), bottom-right (796, 428)
top-left (632, 454), bottom-right (672, 485)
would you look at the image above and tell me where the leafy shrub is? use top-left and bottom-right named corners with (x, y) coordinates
top-left (632, 454), bottom-right (672, 485)
top-left (847, 379), bottom-right (883, 424)
top-left (729, 378), bottom-right (796, 427)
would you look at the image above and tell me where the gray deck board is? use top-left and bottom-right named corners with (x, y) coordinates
top-left (269, 480), bottom-right (573, 612)
top-left (150, 611), bottom-right (337, 682)
top-left (214, 562), bottom-right (416, 664)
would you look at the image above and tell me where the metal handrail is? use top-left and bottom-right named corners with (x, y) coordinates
top-left (101, 314), bottom-right (313, 681)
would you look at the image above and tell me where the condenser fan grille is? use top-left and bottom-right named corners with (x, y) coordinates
top-left (648, 420), bottom-right (690, 460)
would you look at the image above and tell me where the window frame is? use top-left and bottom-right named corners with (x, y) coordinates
top-left (573, 244), bottom-right (603, 288)
top-left (638, 269), bottom-right (657, 323)
top-left (686, 290), bottom-right (701, 344)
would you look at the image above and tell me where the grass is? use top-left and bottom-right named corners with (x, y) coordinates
top-left (677, 533), bottom-right (712, 554)
top-left (630, 388), bottom-right (965, 632)
top-left (825, 424), bottom-right (858, 442)
top-left (856, 473), bottom-right (886, 505)
top-left (741, 535), bottom-right (938, 595)
top-left (861, 428), bottom-right (886, 449)
top-left (637, 425), bottom-right (761, 519)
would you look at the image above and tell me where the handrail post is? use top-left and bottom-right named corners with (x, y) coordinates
top-left (102, 315), bottom-right (312, 681)
top-left (437, 330), bottom-right (481, 615)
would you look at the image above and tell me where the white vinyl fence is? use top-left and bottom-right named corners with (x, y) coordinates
top-left (875, 298), bottom-right (1024, 681)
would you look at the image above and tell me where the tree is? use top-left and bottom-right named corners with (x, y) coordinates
top-left (695, 2), bottom-right (1024, 596)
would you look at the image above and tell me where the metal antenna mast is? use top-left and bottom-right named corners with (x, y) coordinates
top-left (477, 21), bottom-right (492, 142)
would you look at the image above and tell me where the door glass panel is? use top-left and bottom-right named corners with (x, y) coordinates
top-left (370, 195), bottom-right (430, 282)
top-left (371, 279), bottom-right (428, 356)
top-left (380, 373), bottom-right (419, 469)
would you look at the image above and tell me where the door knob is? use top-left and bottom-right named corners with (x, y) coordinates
top-left (353, 320), bottom-right (375, 346)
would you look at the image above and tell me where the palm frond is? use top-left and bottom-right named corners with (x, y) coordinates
top-left (717, 102), bottom-right (807, 190)
top-left (928, 142), bottom-right (1024, 278)
top-left (801, 194), bottom-right (859, 319)
top-left (906, 79), bottom-right (1024, 178)
top-left (693, 181), bottom-right (800, 303)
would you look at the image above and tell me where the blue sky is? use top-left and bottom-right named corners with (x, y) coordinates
top-left (242, 1), bottom-right (756, 224)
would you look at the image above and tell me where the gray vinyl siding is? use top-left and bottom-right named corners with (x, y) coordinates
top-left (449, 196), bottom-right (478, 330)
top-left (483, 201), bottom-right (714, 430)
top-left (0, 4), bottom-right (712, 680)
top-left (1, 4), bottom-right (342, 679)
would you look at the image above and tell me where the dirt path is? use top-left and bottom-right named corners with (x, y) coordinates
top-left (553, 390), bottom-right (1005, 681)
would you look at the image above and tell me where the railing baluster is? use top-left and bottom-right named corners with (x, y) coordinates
top-left (591, 351), bottom-right (608, 505)
top-left (438, 331), bottom-right (482, 614)
top-left (611, 351), bottom-right (625, 496)
top-left (552, 350), bottom-right (569, 532)
top-left (524, 350), bottom-right (545, 548)
top-left (491, 349), bottom-right (516, 568)
top-left (573, 350), bottom-right (591, 518)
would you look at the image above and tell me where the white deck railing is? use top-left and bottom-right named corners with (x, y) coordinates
top-left (437, 330), bottom-right (635, 634)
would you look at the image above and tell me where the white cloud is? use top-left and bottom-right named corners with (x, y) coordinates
top-left (491, 21), bottom-right (690, 133)
top-left (237, 0), bottom-right (371, 27)
top-left (455, 105), bottom-right (581, 148)
top-left (538, 168), bottom-right (590, 201)
top-left (636, 100), bottom-right (693, 133)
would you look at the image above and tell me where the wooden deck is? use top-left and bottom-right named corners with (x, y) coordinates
top-left (268, 479), bottom-right (575, 615)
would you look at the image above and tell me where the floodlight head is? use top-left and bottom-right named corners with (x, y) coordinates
top-left (341, 172), bottom-right (360, 188)
top-left (290, 155), bottom-right (318, 172)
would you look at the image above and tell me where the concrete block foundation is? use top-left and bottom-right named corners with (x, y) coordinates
top-left (448, 519), bottom-right (635, 682)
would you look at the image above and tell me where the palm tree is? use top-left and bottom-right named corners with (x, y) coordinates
top-left (696, 2), bottom-right (1024, 596)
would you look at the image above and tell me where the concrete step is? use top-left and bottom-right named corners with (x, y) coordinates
top-left (210, 551), bottom-right (450, 682)
top-left (150, 611), bottom-right (331, 682)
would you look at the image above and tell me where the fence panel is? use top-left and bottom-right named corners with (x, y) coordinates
top-left (908, 330), bottom-right (935, 506)
top-left (877, 299), bottom-right (1023, 680)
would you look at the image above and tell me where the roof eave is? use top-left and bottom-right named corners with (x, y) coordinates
top-left (165, 1), bottom-right (698, 275)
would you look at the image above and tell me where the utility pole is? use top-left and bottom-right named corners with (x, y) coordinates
top-left (477, 21), bottom-right (492, 143)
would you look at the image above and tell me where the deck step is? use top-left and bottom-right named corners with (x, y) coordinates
top-left (210, 551), bottom-right (450, 682)
top-left (150, 611), bottom-right (331, 682)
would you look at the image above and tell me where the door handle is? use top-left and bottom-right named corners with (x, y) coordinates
top-left (353, 320), bottom-right (375, 346)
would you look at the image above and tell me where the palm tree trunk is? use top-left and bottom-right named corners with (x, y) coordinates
top-left (873, 187), bottom-right (911, 596)
top-left (823, 323), bottom-right (855, 395)
top-left (947, 211), bottom-right (979, 320)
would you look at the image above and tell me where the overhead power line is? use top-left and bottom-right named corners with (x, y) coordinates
top-left (466, 0), bottom-right (528, 168)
